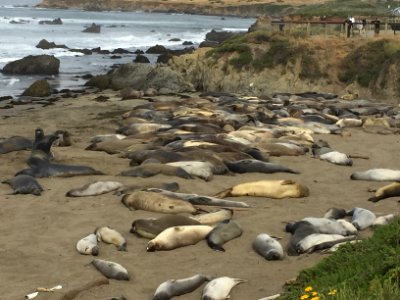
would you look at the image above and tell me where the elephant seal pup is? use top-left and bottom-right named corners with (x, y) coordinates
top-left (0, 136), bottom-right (32, 154)
top-left (147, 225), bottom-right (213, 251)
top-left (95, 226), bottom-right (127, 251)
top-left (66, 181), bottom-right (124, 197)
top-left (2, 175), bottom-right (43, 196)
top-left (120, 163), bottom-right (193, 179)
top-left (201, 276), bottom-right (246, 300)
top-left (253, 234), bottom-right (284, 260)
top-left (323, 207), bottom-right (347, 220)
top-left (296, 233), bottom-right (356, 254)
top-left (224, 159), bottom-right (299, 175)
top-left (286, 221), bottom-right (318, 256)
top-left (190, 209), bottom-right (233, 225)
top-left (302, 217), bottom-right (351, 235)
top-left (373, 214), bottom-right (395, 226)
top-left (206, 219), bottom-right (243, 252)
top-left (91, 259), bottom-right (129, 281)
top-left (214, 180), bottom-right (309, 199)
top-left (122, 191), bottom-right (198, 214)
top-left (350, 169), bottom-right (400, 181)
top-left (154, 274), bottom-right (211, 300)
top-left (76, 233), bottom-right (99, 256)
top-left (130, 215), bottom-right (200, 239)
top-left (317, 151), bottom-right (353, 166)
top-left (167, 161), bottom-right (214, 181)
top-left (348, 207), bottom-right (376, 230)
top-left (368, 182), bottom-right (400, 202)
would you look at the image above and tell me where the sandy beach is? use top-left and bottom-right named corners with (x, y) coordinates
top-left (0, 89), bottom-right (399, 300)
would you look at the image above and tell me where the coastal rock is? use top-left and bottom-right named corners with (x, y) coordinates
top-left (112, 48), bottom-right (131, 54)
top-left (157, 53), bottom-right (173, 64)
top-left (182, 41), bottom-right (194, 46)
top-left (199, 41), bottom-right (220, 48)
top-left (83, 23), bottom-right (101, 33)
top-left (134, 50), bottom-right (145, 55)
top-left (36, 39), bottom-right (68, 50)
top-left (1, 55), bottom-right (60, 75)
top-left (38, 17), bottom-right (62, 25)
top-left (120, 87), bottom-right (144, 100)
top-left (99, 62), bottom-right (193, 93)
top-left (146, 44), bottom-right (169, 54)
top-left (69, 48), bottom-right (92, 55)
top-left (22, 79), bottom-right (52, 97)
top-left (248, 16), bottom-right (272, 32)
top-left (205, 29), bottom-right (238, 43)
top-left (85, 75), bottom-right (110, 90)
top-left (134, 54), bottom-right (150, 63)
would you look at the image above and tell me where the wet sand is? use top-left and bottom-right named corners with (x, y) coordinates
top-left (0, 90), bottom-right (398, 300)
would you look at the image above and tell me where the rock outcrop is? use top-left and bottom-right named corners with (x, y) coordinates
top-left (38, 17), bottom-right (62, 25)
top-left (36, 39), bottom-right (68, 50)
top-left (22, 79), bottom-right (52, 97)
top-left (1, 55), bottom-right (60, 75)
top-left (83, 23), bottom-right (101, 33)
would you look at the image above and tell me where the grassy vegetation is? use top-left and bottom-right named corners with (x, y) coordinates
top-left (207, 32), bottom-right (323, 81)
top-left (338, 39), bottom-right (400, 87)
top-left (294, 0), bottom-right (400, 18)
top-left (280, 217), bottom-right (400, 300)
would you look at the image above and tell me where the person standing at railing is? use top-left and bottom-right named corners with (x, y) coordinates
top-left (371, 18), bottom-right (381, 36)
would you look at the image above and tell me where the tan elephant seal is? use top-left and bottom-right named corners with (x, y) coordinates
top-left (91, 259), bottom-right (129, 281)
top-left (190, 209), bottom-right (233, 225)
top-left (368, 182), bottom-right (400, 202)
top-left (121, 191), bottom-right (198, 214)
top-left (95, 226), bottom-right (127, 251)
top-left (147, 225), bottom-right (213, 251)
top-left (76, 233), bottom-right (99, 256)
top-left (214, 180), bottom-right (309, 199)
top-left (66, 181), bottom-right (124, 197)
top-left (201, 276), bottom-right (246, 300)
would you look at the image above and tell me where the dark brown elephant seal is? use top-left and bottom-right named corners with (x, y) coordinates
top-left (119, 163), bottom-right (193, 179)
top-left (131, 215), bottom-right (201, 239)
top-left (0, 136), bottom-right (32, 154)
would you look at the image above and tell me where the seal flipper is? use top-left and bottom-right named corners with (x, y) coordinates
top-left (368, 195), bottom-right (384, 202)
top-left (206, 238), bottom-right (225, 252)
top-left (213, 188), bottom-right (232, 198)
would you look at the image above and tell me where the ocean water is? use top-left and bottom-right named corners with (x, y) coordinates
top-left (0, 0), bottom-right (255, 96)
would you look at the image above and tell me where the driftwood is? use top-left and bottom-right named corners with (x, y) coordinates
top-left (60, 278), bottom-right (109, 300)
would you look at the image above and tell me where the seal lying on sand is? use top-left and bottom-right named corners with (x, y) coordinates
top-left (16, 157), bottom-right (104, 178)
top-left (224, 159), bottom-right (299, 174)
top-left (66, 181), bottom-right (124, 197)
top-left (119, 163), bottom-right (193, 179)
top-left (147, 225), bottom-right (213, 251)
top-left (122, 191), bottom-right (198, 214)
top-left (91, 259), bottom-right (130, 281)
top-left (190, 209), bottom-right (233, 225)
top-left (201, 277), bottom-right (246, 300)
top-left (214, 180), bottom-right (309, 199)
top-left (115, 182), bottom-right (179, 196)
top-left (32, 128), bottom-right (59, 159)
top-left (153, 274), bottom-right (211, 300)
top-left (348, 207), bottom-right (376, 230)
top-left (2, 174), bottom-right (43, 195)
top-left (95, 226), bottom-right (127, 251)
top-left (207, 219), bottom-right (242, 252)
top-left (166, 161), bottom-right (214, 181)
top-left (130, 215), bottom-right (200, 239)
top-left (76, 233), bottom-right (99, 256)
top-left (253, 234), bottom-right (284, 260)
top-left (368, 182), bottom-right (400, 202)
top-left (350, 169), bottom-right (400, 181)
top-left (0, 136), bottom-right (32, 154)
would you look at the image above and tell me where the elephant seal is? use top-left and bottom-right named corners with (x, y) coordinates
top-left (66, 181), bottom-right (124, 197)
top-left (224, 159), bottom-right (299, 175)
top-left (32, 127), bottom-right (59, 159)
top-left (317, 151), bottom-right (353, 166)
top-left (201, 276), bottom-right (246, 300)
top-left (145, 188), bottom-right (251, 208)
top-left (214, 180), bottom-right (309, 199)
top-left (90, 134), bottom-right (126, 143)
top-left (190, 209), bottom-right (233, 225)
top-left (286, 221), bottom-right (318, 256)
top-left (323, 207), bottom-right (347, 220)
top-left (253, 234), bottom-right (284, 260)
top-left (166, 161), bottom-right (214, 181)
top-left (0, 136), bottom-right (32, 154)
top-left (206, 219), bottom-right (243, 252)
top-left (115, 181), bottom-right (179, 196)
top-left (154, 274), bottom-right (211, 300)
top-left (368, 182), bottom-right (400, 202)
top-left (2, 175), bottom-right (43, 196)
top-left (95, 226), bottom-right (127, 251)
top-left (348, 207), bottom-right (376, 230)
top-left (147, 225), bottom-right (213, 251)
top-left (302, 217), bottom-right (353, 235)
top-left (350, 169), bottom-right (400, 181)
top-left (130, 215), bottom-right (200, 239)
top-left (76, 233), bottom-right (99, 256)
top-left (122, 191), bottom-right (198, 214)
top-left (16, 157), bottom-right (104, 178)
top-left (296, 233), bottom-right (356, 254)
top-left (91, 259), bottom-right (129, 280)
top-left (120, 163), bottom-right (193, 179)
top-left (373, 214), bottom-right (395, 226)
